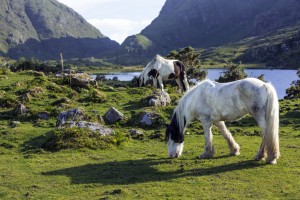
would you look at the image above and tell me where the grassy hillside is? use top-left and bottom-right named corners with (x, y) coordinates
top-left (0, 71), bottom-right (299, 199)
top-left (199, 25), bottom-right (300, 68)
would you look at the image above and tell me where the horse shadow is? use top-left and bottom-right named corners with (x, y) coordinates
top-left (43, 158), bottom-right (263, 185)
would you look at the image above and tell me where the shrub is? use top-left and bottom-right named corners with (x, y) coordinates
top-left (216, 61), bottom-right (247, 83)
top-left (0, 95), bottom-right (18, 108)
top-left (285, 68), bottom-right (300, 99)
top-left (90, 88), bottom-right (107, 103)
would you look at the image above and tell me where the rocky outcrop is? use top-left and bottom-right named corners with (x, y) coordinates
top-left (240, 30), bottom-right (300, 68)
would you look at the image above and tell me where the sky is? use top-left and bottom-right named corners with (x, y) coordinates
top-left (56, 0), bottom-right (166, 44)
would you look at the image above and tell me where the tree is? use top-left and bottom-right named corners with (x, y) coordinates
top-left (285, 68), bottom-right (300, 99)
top-left (167, 46), bottom-right (200, 67)
top-left (166, 46), bottom-right (207, 81)
top-left (216, 61), bottom-right (247, 83)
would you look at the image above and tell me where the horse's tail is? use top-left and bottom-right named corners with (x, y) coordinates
top-left (264, 83), bottom-right (280, 161)
top-left (177, 61), bottom-right (189, 92)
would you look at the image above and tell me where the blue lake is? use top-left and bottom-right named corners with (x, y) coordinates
top-left (96, 69), bottom-right (298, 99)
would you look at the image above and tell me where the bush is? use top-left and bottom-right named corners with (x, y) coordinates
top-left (90, 88), bottom-right (107, 103)
top-left (0, 95), bottom-right (18, 108)
top-left (11, 59), bottom-right (59, 73)
top-left (216, 61), bottom-right (247, 83)
top-left (285, 68), bottom-right (300, 99)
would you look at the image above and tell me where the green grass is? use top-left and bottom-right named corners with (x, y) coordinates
top-left (0, 71), bottom-right (299, 199)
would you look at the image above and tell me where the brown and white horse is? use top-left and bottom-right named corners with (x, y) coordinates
top-left (139, 55), bottom-right (189, 92)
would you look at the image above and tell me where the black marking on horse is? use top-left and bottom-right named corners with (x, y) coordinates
top-left (168, 73), bottom-right (176, 79)
top-left (148, 69), bottom-right (159, 78)
top-left (165, 113), bottom-right (184, 143)
top-left (184, 116), bottom-right (187, 127)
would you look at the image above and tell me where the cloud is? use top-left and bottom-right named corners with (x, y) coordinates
top-left (88, 18), bottom-right (151, 44)
top-left (57, 0), bottom-right (166, 43)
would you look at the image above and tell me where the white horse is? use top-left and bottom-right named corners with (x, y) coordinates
top-left (165, 78), bottom-right (280, 164)
top-left (139, 55), bottom-right (189, 92)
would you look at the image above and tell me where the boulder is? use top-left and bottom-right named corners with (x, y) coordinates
top-left (103, 107), bottom-right (124, 124)
top-left (37, 112), bottom-right (50, 120)
top-left (63, 121), bottom-right (114, 136)
top-left (145, 90), bottom-right (171, 107)
top-left (14, 103), bottom-right (28, 115)
top-left (129, 129), bottom-right (144, 140)
top-left (70, 73), bottom-right (97, 88)
top-left (9, 121), bottom-right (21, 128)
top-left (139, 112), bottom-right (161, 126)
top-left (56, 108), bottom-right (87, 126)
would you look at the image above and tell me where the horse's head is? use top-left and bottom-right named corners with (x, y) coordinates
top-left (165, 113), bottom-right (184, 158)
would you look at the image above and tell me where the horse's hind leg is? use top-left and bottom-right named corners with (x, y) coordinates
top-left (200, 118), bottom-right (215, 159)
top-left (175, 78), bottom-right (183, 93)
top-left (215, 121), bottom-right (240, 156)
top-left (253, 112), bottom-right (267, 161)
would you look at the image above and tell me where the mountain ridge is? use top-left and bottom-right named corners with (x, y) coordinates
top-left (0, 0), bottom-right (120, 60)
top-left (118, 0), bottom-right (300, 67)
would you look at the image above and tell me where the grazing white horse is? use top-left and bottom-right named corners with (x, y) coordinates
top-left (139, 55), bottom-right (189, 92)
top-left (165, 78), bottom-right (280, 164)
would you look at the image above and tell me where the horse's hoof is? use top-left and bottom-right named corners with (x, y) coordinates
top-left (254, 154), bottom-right (266, 161)
top-left (199, 153), bottom-right (214, 159)
top-left (230, 151), bottom-right (240, 156)
top-left (267, 159), bottom-right (277, 164)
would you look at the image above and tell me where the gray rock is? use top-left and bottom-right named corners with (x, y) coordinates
top-left (70, 73), bottom-right (97, 88)
top-left (63, 121), bottom-right (114, 136)
top-left (14, 103), bottom-right (28, 115)
top-left (10, 121), bottom-right (21, 128)
top-left (37, 112), bottom-right (50, 120)
top-left (139, 112), bottom-right (161, 126)
top-left (129, 129), bottom-right (144, 140)
top-left (56, 108), bottom-right (86, 126)
top-left (146, 90), bottom-right (171, 107)
top-left (103, 107), bottom-right (124, 124)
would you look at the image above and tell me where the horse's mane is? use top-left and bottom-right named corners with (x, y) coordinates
top-left (173, 79), bottom-right (212, 132)
top-left (154, 54), bottom-right (168, 64)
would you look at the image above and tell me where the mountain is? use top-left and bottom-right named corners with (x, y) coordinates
top-left (0, 0), bottom-right (120, 60)
top-left (120, 0), bottom-right (300, 67)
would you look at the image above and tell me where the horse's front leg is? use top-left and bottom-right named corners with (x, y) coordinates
top-left (157, 76), bottom-right (164, 92)
top-left (200, 118), bottom-right (214, 159)
top-left (215, 121), bottom-right (240, 156)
